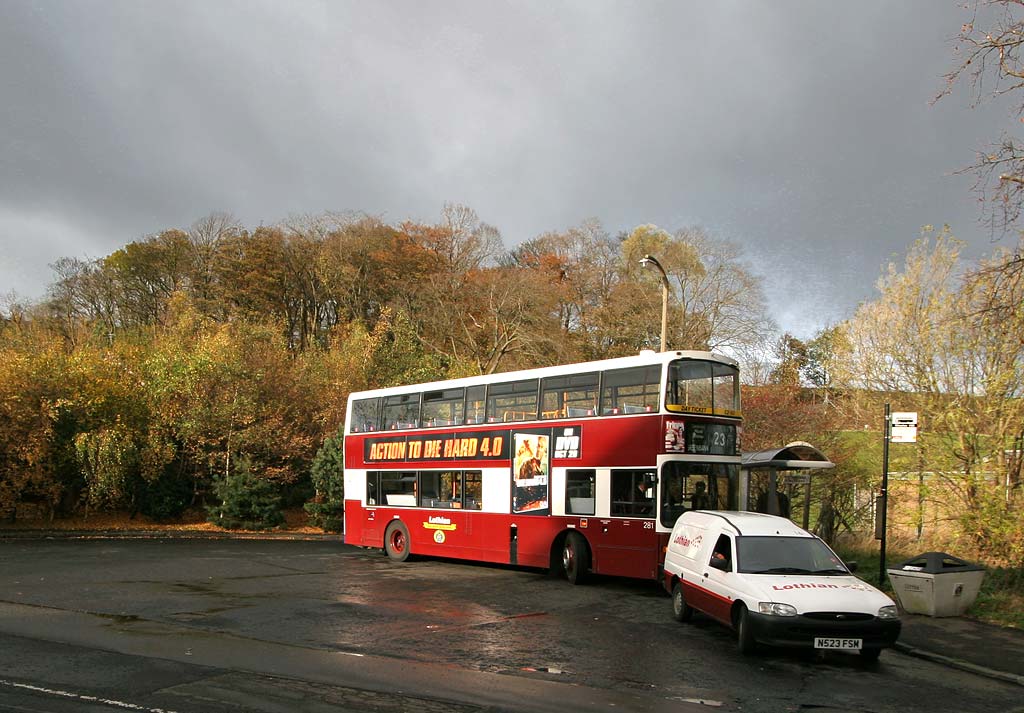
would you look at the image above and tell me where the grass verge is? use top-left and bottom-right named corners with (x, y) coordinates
top-left (833, 540), bottom-right (1024, 629)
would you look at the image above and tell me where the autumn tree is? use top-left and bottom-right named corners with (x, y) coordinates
top-left (741, 329), bottom-right (862, 543)
top-left (103, 230), bottom-right (193, 327)
top-left (505, 220), bottom-right (619, 361)
top-left (937, 0), bottom-right (1024, 347)
top-left (45, 257), bottom-right (119, 346)
top-left (0, 324), bottom-right (67, 519)
top-left (398, 205), bottom-right (552, 373)
top-left (834, 228), bottom-right (1024, 563)
top-left (942, 0), bottom-right (1024, 236)
top-left (619, 224), bottom-right (775, 359)
top-left (315, 216), bottom-right (413, 328)
top-left (3, 203), bottom-right (802, 530)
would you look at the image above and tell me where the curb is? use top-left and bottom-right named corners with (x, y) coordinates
top-left (893, 642), bottom-right (1024, 688)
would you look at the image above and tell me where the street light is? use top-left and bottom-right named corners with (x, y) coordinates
top-left (639, 254), bottom-right (670, 352)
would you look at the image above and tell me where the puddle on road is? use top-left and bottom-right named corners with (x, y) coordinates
top-left (96, 613), bottom-right (141, 624)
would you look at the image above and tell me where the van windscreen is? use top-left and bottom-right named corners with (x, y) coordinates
top-left (736, 536), bottom-right (849, 575)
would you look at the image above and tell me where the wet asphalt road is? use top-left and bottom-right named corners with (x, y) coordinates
top-left (0, 538), bottom-right (1019, 712)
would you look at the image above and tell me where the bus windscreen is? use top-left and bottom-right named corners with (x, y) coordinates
top-left (666, 360), bottom-right (739, 415)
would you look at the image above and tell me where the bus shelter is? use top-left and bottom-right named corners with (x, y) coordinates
top-left (740, 441), bottom-right (834, 529)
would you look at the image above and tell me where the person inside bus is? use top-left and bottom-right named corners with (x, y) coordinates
top-left (635, 480), bottom-right (653, 515)
top-left (690, 481), bottom-right (710, 510)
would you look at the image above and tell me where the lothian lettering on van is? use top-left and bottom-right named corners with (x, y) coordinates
top-left (772, 582), bottom-right (871, 591)
top-left (673, 534), bottom-right (703, 548)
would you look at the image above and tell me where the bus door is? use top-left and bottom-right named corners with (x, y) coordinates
top-left (659, 460), bottom-right (738, 518)
top-left (415, 470), bottom-right (476, 555)
top-left (591, 469), bottom-right (660, 580)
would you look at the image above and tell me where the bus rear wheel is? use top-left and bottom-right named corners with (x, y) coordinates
top-left (562, 531), bottom-right (590, 585)
top-left (384, 521), bottom-right (411, 562)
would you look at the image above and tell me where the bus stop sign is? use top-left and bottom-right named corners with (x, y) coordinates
top-left (891, 412), bottom-right (918, 443)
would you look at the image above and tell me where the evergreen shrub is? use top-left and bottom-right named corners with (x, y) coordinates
top-left (207, 457), bottom-right (284, 530)
top-left (305, 431), bottom-right (345, 532)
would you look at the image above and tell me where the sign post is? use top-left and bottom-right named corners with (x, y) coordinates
top-left (878, 404), bottom-right (891, 587)
top-left (879, 408), bottom-right (918, 586)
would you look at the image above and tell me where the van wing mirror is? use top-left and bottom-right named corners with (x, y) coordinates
top-left (844, 560), bottom-right (858, 573)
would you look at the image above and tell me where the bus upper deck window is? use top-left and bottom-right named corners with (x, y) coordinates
top-left (465, 385), bottom-right (485, 424)
top-left (382, 393), bottom-right (420, 430)
top-left (667, 359), bottom-right (739, 414)
top-left (601, 366), bottom-right (660, 415)
top-left (422, 388), bottom-right (465, 428)
top-left (351, 398), bottom-right (381, 432)
top-left (540, 373), bottom-right (599, 419)
top-left (486, 379), bottom-right (539, 423)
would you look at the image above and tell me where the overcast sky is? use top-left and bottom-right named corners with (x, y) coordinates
top-left (1, 1), bottom-right (1016, 337)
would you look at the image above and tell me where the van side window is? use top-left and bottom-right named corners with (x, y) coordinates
top-left (711, 534), bottom-right (733, 569)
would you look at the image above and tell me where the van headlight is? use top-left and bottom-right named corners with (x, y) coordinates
top-left (758, 602), bottom-right (797, 617)
top-left (877, 605), bottom-right (900, 620)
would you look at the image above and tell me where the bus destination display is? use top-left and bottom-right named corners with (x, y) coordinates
top-left (365, 430), bottom-right (511, 462)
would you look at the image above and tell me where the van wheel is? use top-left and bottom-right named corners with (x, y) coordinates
top-left (672, 582), bottom-right (694, 622)
top-left (384, 521), bottom-right (411, 562)
top-left (562, 532), bottom-right (590, 585)
top-left (860, 648), bottom-right (882, 662)
top-left (736, 604), bottom-right (756, 655)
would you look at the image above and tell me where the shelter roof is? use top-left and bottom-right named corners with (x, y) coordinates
top-left (741, 441), bottom-right (835, 470)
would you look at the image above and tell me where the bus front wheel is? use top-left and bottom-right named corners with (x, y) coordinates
top-left (384, 521), bottom-right (411, 563)
top-left (562, 531), bottom-right (590, 585)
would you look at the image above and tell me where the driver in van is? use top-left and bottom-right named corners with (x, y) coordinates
top-left (711, 535), bottom-right (732, 568)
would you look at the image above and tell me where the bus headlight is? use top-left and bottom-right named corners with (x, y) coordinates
top-left (877, 605), bottom-right (900, 620)
top-left (758, 602), bottom-right (797, 617)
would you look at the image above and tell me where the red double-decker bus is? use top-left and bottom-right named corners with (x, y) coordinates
top-left (343, 350), bottom-right (741, 583)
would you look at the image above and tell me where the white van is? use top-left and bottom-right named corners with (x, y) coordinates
top-left (663, 511), bottom-right (901, 660)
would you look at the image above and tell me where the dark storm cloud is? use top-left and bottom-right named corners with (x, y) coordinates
top-left (0, 1), bottom-right (1013, 335)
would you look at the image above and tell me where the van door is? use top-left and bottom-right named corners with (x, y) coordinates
top-left (675, 524), bottom-right (716, 614)
top-left (697, 533), bottom-right (737, 625)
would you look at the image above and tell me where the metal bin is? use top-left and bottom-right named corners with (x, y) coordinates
top-left (887, 552), bottom-right (985, 617)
